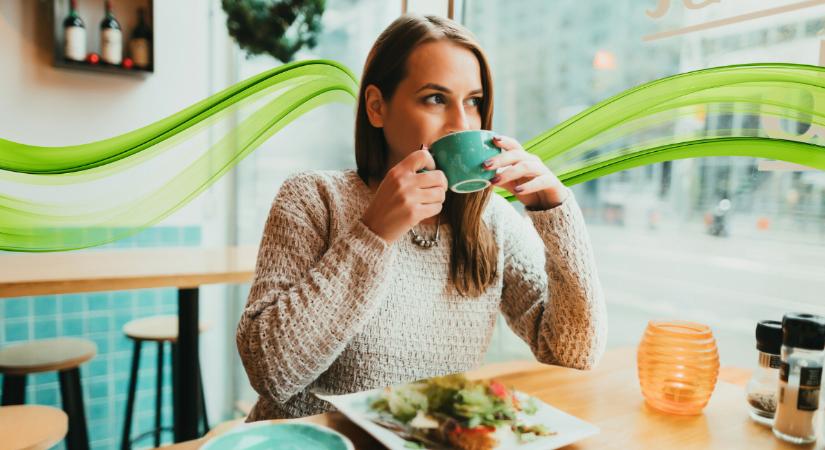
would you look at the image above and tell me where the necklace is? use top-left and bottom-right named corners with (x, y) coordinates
top-left (410, 216), bottom-right (440, 248)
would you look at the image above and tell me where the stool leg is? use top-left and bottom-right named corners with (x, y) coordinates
top-left (170, 343), bottom-right (178, 431)
top-left (121, 340), bottom-right (142, 450)
top-left (198, 362), bottom-right (209, 433)
top-left (1, 374), bottom-right (27, 405)
top-left (155, 341), bottom-right (164, 447)
top-left (59, 368), bottom-right (90, 450)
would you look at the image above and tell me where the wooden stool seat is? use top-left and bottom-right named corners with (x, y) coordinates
top-left (0, 338), bottom-right (97, 376)
top-left (123, 315), bottom-right (208, 342)
top-left (0, 405), bottom-right (68, 450)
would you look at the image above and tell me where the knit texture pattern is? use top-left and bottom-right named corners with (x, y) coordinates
top-left (237, 169), bottom-right (607, 420)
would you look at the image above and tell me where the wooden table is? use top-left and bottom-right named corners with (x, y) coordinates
top-left (157, 348), bottom-right (824, 450)
top-left (0, 246), bottom-right (257, 442)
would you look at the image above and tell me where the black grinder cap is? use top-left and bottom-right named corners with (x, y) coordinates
top-left (756, 320), bottom-right (782, 354)
top-left (782, 313), bottom-right (825, 351)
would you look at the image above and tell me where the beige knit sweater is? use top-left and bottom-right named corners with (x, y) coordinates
top-left (237, 169), bottom-right (607, 421)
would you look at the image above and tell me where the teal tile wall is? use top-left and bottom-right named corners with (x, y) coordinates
top-left (0, 226), bottom-right (201, 450)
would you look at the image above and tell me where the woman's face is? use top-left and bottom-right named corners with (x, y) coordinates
top-left (365, 40), bottom-right (485, 169)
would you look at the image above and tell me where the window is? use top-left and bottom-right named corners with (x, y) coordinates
top-left (465, 0), bottom-right (825, 366)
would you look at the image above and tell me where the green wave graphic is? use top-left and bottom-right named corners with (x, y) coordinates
top-left (0, 60), bottom-right (358, 252)
top-left (0, 61), bottom-right (823, 251)
top-left (510, 62), bottom-right (825, 193)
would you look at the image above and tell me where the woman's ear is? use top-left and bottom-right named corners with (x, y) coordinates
top-left (364, 84), bottom-right (386, 128)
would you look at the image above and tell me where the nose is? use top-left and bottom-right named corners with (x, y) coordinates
top-left (444, 102), bottom-right (471, 135)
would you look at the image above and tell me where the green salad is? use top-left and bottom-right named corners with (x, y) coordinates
top-left (369, 374), bottom-right (554, 450)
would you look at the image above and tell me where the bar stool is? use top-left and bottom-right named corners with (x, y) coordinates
top-left (0, 338), bottom-right (96, 450)
top-left (0, 404), bottom-right (68, 450)
top-left (121, 315), bottom-right (209, 449)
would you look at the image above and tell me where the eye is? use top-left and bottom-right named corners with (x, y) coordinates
top-left (423, 93), bottom-right (447, 105)
top-left (466, 97), bottom-right (483, 108)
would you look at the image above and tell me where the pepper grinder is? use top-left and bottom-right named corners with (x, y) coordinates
top-left (746, 320), bottom-right (783, 425)
top-left (772, 313), bottom-right (825, 444)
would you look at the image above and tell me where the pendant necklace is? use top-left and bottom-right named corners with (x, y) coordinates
top-left (410, 216), bottom-right (440, 248)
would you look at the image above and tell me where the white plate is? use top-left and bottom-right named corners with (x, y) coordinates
top-left (315, 388), bottom-right (599, 450)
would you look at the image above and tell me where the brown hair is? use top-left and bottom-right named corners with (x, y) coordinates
top-left (355, 14), bottom-right (498, 297)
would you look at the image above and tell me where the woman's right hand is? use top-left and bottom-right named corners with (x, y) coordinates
top-left (361, 147), bottom-right (448, 244)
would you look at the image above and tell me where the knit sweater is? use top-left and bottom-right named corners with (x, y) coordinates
top-left (237, 169), bottom-right (607, 421)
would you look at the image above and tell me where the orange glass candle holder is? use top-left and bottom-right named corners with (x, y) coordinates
top-left (637, 320), bottom-right (720, 415)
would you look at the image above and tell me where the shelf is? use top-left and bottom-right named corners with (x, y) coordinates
top-left (51, 0), bottom-right (154, 77)
top-left (54, 59), bottom-right (152, 76)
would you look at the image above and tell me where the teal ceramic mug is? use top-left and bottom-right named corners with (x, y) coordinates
top-left (429, 129), bottom-right (501, 194)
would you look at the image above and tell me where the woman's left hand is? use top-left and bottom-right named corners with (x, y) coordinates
top-left (483, 135), bottom-right (570, 210)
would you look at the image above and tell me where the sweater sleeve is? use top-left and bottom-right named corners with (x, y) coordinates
top-left (498, 193), bottom-right (607, 370)
top-left (236, 173), bottom-right (395, 404)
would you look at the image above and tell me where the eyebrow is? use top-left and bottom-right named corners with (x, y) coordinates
top-left (415, 83), bottom-right (483, 96)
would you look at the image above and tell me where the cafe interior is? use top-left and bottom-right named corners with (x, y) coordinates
top-left (1, 0), bottom-right (825, 449)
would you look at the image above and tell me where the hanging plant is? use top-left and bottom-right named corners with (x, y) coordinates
top-left (222, 0), bottom-right (326, 62)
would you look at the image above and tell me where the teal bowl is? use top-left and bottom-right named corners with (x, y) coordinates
top-left (201, 422), bottom-right (355, 450)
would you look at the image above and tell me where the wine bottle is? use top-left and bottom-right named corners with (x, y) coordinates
top-left (129, 8), bottom-right (152, 69)
top-left (63, 0), bottom-right (86, 62)
top-left (100, 0), bottom-right (122, 65)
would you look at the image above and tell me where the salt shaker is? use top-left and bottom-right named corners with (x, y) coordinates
top-left (772, 313), bottom-right (825, 444)
top-left (745, 320), bottom-right (782, 425)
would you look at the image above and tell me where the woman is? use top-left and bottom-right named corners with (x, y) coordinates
top-left (237, 14), bottom-right (607, 421)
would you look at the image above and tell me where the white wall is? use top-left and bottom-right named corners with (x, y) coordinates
top-left (0, 0), bottom-right (241, 422)
top-left (0, 1), bottom-right (209, 142)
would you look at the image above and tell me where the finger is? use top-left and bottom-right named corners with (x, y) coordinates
top-left (491, 135), bottom-right (522, 151)
top-left (418, 186), bottom-right (447, 205)
top-left (402, 149), bottom-right (436, 173)
top-left (514, 175), bottom-right (563, 196)
top-left (415, 170), bottom-right (448, 189)
top-left (491, 161), bottom-right (543, 185)
top-left (483, 148), bottom-right (534, 170)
